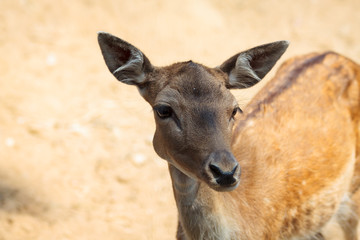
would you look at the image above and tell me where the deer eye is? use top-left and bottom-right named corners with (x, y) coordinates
top-left (154, 105), bottom-right (173, 119)
top-left (231, 107), bottom-right (242, 119)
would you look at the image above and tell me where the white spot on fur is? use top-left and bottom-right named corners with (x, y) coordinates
top-left (263, 197), bottom-right (271, 205)
top-left (289, 208), bottom-right (298, 217)
top-left (246, 120), bottom-right (255, 127)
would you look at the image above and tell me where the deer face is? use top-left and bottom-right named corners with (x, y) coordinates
top-left (98, 32), bottom-right (288, 191)
top-left (150, 62), bottom-right (241, 191)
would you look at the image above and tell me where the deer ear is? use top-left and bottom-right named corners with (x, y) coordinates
top-left (97, 32), bottom-right (153, 86)
top-left (219, 41), bottom-right (289, 89)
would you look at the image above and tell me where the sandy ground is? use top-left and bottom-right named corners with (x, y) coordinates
top-left (0, 0), bottom-right (360, 239)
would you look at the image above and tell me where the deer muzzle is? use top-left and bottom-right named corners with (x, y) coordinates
top-left (205, 150), bottom-right (241, 191)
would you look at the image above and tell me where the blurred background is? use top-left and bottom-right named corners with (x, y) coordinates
top-left (1, 0), bottom-right (359, 239)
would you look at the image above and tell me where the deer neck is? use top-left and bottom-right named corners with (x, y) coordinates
top-left (168, 164), bottom-right (199, 205)
top-left (168, 164), bottom-right (240, 240)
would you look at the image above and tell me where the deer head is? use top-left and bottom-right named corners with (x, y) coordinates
top-left (98, 32), bottom-right (288, 191)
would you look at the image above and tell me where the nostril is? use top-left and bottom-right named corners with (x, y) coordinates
top-left (209, 163), bottom-right (238, 178)
top-left (209, 163), bottom-right (223, 178)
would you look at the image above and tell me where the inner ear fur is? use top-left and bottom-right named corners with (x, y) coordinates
top-left (219, 40), bottom-right (289, 89)
top-left (97, 32), bottom-right (153, 86)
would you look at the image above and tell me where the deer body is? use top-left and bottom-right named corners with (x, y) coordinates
top-left (98, 32), bottom-right (360, 239)
top-left (173, 52), bottom-right (360, 240)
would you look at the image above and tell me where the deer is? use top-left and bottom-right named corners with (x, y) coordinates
top-left (97, 32), bottom-right (360, 240)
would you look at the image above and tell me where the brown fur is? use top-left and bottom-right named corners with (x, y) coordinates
top-left (231, 52), bottom-right (360, 239)
top-left (167, 53), bottom-right (360, 239)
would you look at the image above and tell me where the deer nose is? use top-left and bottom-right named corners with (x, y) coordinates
top-left (209, 163), bottom-right (239, 186)
top-left (207, 151), bottom-right (240, 186)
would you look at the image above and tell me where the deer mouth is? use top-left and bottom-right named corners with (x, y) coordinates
top-left (208, 179), bottom-right (240, 192)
